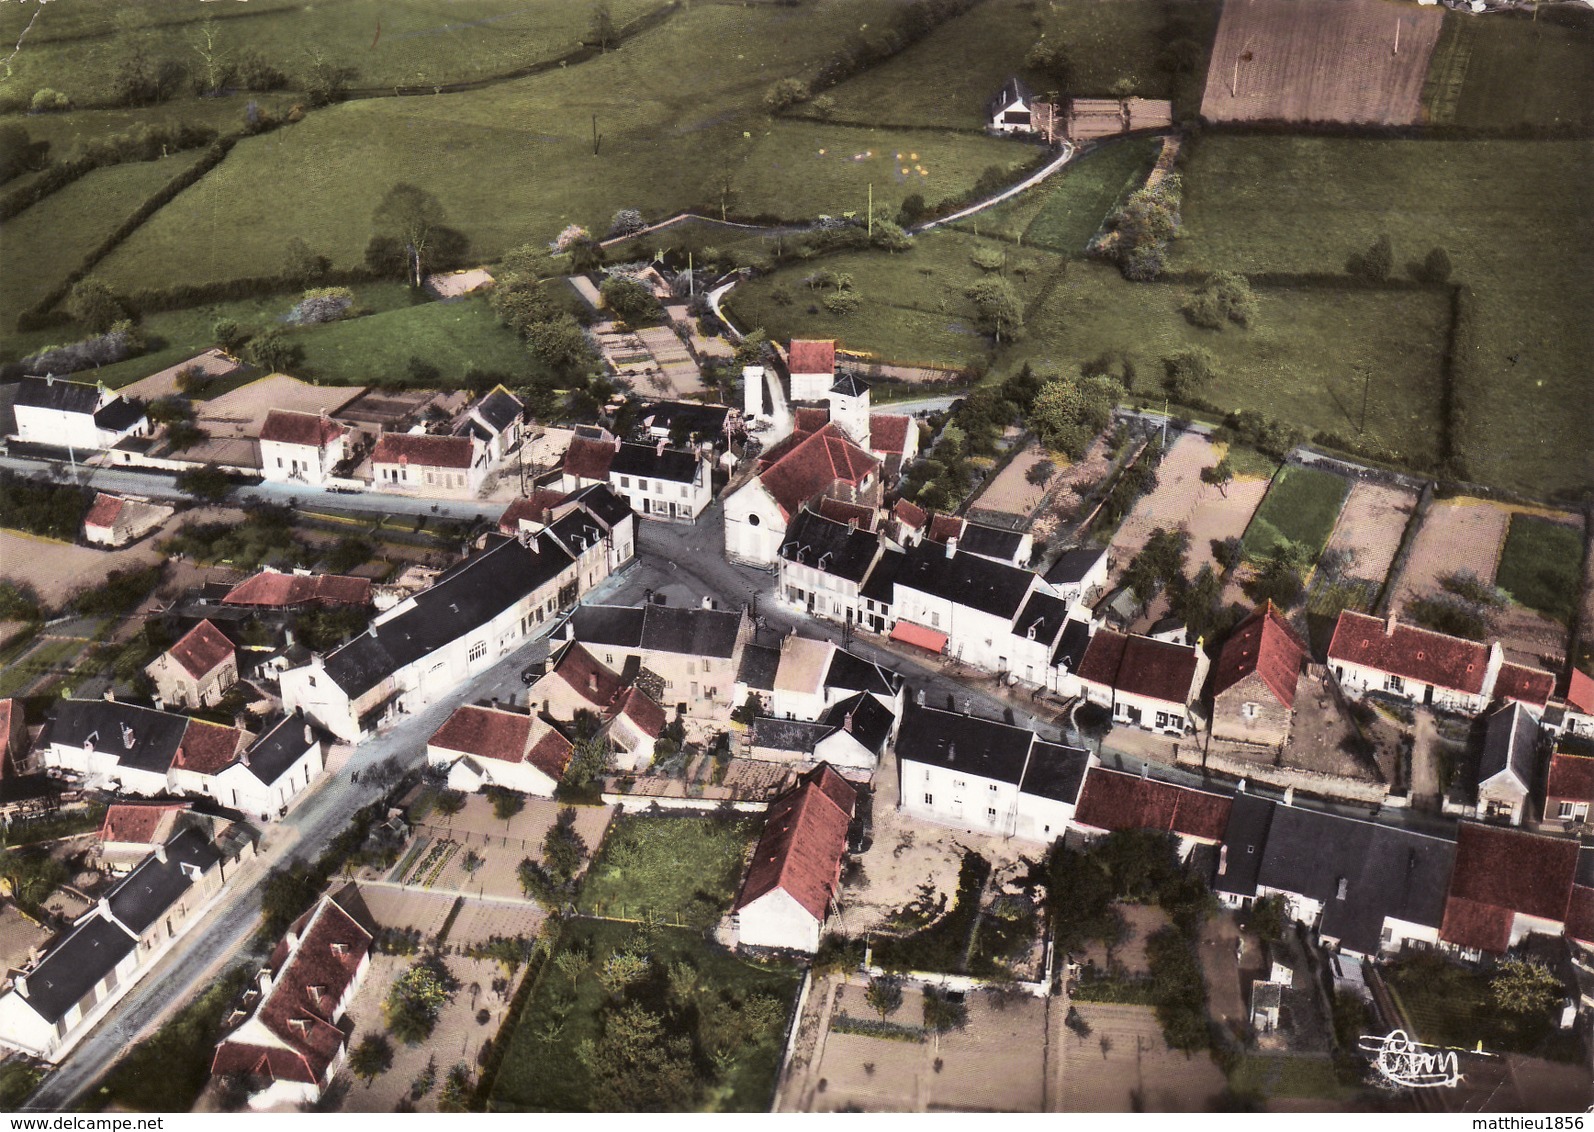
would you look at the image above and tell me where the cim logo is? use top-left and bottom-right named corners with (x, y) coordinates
top-left (1357, 1030), bottom-right (1464, 1089)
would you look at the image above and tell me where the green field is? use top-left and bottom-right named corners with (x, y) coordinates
top-left (951, 136), bottom-right (1158, 250)
top-left (1494, 514), bottom-right (1584, 626)
top-left (1422, 8), bottom-right (1594, 132)
top-left (1173, 135), bottom-right (1594, 498)
top-left (819, 0), bottom-right (1213, 129)
top-left (0, 151), bottom-right (207, 331)
top-left (489, 918), bottom-right (799, 1112)
top-left (1230, 1055), bottom-right (1351, 1102)
top-left (1240, 465), bottom-right (1350, 563)
top-left (577, 813), bottom-right (756, 928)
top-left (292, 294), bottom-right (541, 386)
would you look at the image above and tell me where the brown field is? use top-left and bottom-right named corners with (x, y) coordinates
top-left (1202, 0), bottom-right (1443, 125)
top-left (1323, 481), bottom-right (1419, 585)
top-left (1059, 1002), bottom-right (1228, 1111)
top-left (1391, 497), bottom-right (1509, 614)
top-left (195, 373), bottom-right (365, 441)
top-left (1108, 434), bottom-right (1269, 578)
top-left (973, 440), bottom-right (1056, 518)
top-left (117, 349), bottom-right (242, 402)
top-left (1078, 903), bottom-right (1170, 975)
top-left (1492, 602), bottom-right (1568, 674)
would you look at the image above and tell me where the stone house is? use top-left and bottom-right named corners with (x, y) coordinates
top-left (146, 619), bottom-right (238, 711)
top-left (1211, 603), bottom-right (1308, 750)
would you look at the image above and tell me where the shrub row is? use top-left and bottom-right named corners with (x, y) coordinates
top-left (0, 122), bottom-right (219, 223)
top-left (830, 1013), bottom-right (928, 1043)
top-left (471, 937), bottom-right (551, 1111)
top-left (1072, 972), bottom-right (1158, 1006)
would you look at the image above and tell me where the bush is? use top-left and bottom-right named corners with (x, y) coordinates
top-left (1182, 271), bottom-right (1256, 329)
top-left (764, 77), bottom-right (810, 112)
top-left (1161, 347), bottom-right (1216, 401)
top-left (385, 956), bottom-right (458, 1045)
top-left (30, 88), bottom-right (70, 113)
top-left (608, 209), bottom-right (645, 238)
top-left (288, 286), bottom-right (355, 325)
top-left (1347, 233), bottom-right (1394, 281)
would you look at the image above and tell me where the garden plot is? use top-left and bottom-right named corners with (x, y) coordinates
top-left (970, 440), bottom-right (1056, 520)
top-left (1077, 903), bottom-right (1169, 976)
top-left (401, 795), bottom-right (614, 902)
top-left (1240, 465), bottom-right (1351, 564)
top-left (1322, 481), bottom-right (1419, 586)
top-left (1107, 433), bottom-right (1270, 576)
top-left (1391, 497), bottom-right (1509, 615)
top-left (117, 349), bottom-right (243, 403)
top-left (1059, 1002), bottom-right (1228, 1111)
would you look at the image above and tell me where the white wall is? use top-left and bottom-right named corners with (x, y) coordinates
top-left (260, 437), bottom-right (343, 486)
top-left (724, 479), bottom-right (786, 566)
top-left (737, 887), bottom-right (822, 953)
top-left (893, 583), bottom-right (1029, 674)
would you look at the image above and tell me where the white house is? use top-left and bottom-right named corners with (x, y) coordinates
top-left (1470, 700), bottom-right (1539, 825)
top-left (11, 374), bottom-right (148, 451)
top-left (1074, 628), bottom-right (1208, 735)
top-left (425, 703), bottom-right (572, 797)
top-left (82, 492), bottom-right (171, 548)
top-left (724, 422), bottom-right (880, 567)
top-left (560, 434), bottom-right (712, 523)
top-left (371, 432), bottom-right (487, 497)
top-left (987, 76), bottom-right (1038, 134)
top-left (786, 339), bottom-right (838, 403)
top-left (1043, 546), bottom-right (1110, 608)
top-left (258, 409), bottom-right (347, 487)
top-left (890, 539), bottom-right (1047, 676)
top-left (777, 507), bottom-right (884, 627)
top-left (454, 384), bottom-right (524, 464)
top-left (747, 691), bottom-right (896, 775)
top-left (732, 765), bottom-right (856, 953)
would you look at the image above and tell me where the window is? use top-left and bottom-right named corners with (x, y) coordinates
top-left (923, 793), bottom-right (934, 805)
top-left (748, 514), bottom-right (760, 527)
top-left (680, 485), bottom-right (688, 498)
top-left (1242, 702), bottom-right (1259, 720)
top-left (307, 675), bottom-right (316, 688)
top-left (930, 611), bottom-right (941, 629)
top-left (987, 807), bottom-right (997, 820)
top-left (953, 779), bottom-right (965, 790)
top-left (1385, 673), bottom-right (1405, 694)
top-left (468, 641), bottom-right (487, 662)
top-left (638, 478), bottom-right (649, 492)
top-left (618, 476), bottom-right (629, 488)
top-left (277, 457), bottom-right (283, 468)
top-left (687, 661), bottom-right (696, 675)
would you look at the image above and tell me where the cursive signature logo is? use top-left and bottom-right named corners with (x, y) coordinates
top-left (1357, 1030), bottom-right (1463, 1089)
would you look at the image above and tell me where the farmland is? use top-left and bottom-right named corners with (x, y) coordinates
top-left (1240, 465), bottom-right (1350, 563)
top-left (293, 295), bottom-right (542, 386)
top-left (1422, 7), bottom-right (1594, 132)
top-left (1494, 514), bottom-right (1584, 626)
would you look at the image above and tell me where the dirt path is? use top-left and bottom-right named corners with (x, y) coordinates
top-left (1410, 709), bottom-right (1441, 809)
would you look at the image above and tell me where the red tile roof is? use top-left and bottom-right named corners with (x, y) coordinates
top-left (1073, 768), bottom-right (1232, 842)
top-left (498, 489), bottom-right (570, 534)
top-left (174, 719), bottom-right (248, 774)
top-left (166, 619), bottom-right (235, 680)
top-left (83, 492), bottom-right (124, 531)
top-left (926, 514), bottom-right (964, 544)
top-left (1327, 610), bottom-right (1488, 695)
top-left (1566, 668), bottom-right (1594, 715)
top-left (223, 571), bottom-right (371, 609)
top-left (562, 435), bottom-right (618, 481)
top-left (755, 423), bottom-right (878, 519)
top-left (787, 339), bottom-right (836, 375)
top-left (1567, 885), bottom-right (1594, 946)
top-left (100, 802), bottom-right (189, 845)
top-left (815, 498), bottom-right (875, 530)
top-left (1076, 630), bottom-right (1201, 706)
top-left (893, 499), bottom-right (928, 531)
top-left (1494, 662), bottom-right (1554, 709)
top-left (868, 414), bottom-right (912, 455)
top-left (524, 727), bottom-right (574, 779)
top-left (372, 432), bottom-right (475, 469)
top-left (793, 407), bottom-right (831, 433)
top-left (734, 765), bottom-right (855, 920)
top-left (1440, 823), bottom-right (1580, 952)
top-left (260, 409), bottom-right (343, 448)
top-left (549, 642), bottom-right (626, 709)
top-left (1547, 753), bottom-right (1594, 803)
top-left (612, 686), bottom-right (666, 739)
top-left (1213, 603), bottom-right (1307, 710)
top-left (428, 705), bottom-right (534, 764)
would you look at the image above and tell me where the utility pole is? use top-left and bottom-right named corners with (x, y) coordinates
top-left (867, 182), bottom-right (873, 240)
top-left (1359, 365), bottom-right (1371, 435)
top-left (688, 251), bottom-right (694, 298)
top-left (1161, 399), bottom-right (1168, 449)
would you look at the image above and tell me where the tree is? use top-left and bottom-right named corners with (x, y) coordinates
top-left (1110, 181), bottom-right (1181, 280)
top-left (1182, 271), bottom-right (1256, 330)
top-left (1123, 527), bottom-right (1189, 606)
top-left (922, 988), bottom-right (968, 1034)
top-left (189, 13), bottom-right (234, 96)
top-left (1168, 563), bottom-right (1225, 643)
top-left (1029, 374), bottom-right (1123, 460)
top-left (577, 1002), bottom-right (699, 1111)
top-left (588, 2), bottom-right (617, 52)
top-left (608, 208), bottom-right (645, 237)
top-left (764, 77), bottom-right (810, 112)
top-left (1246, 539), bottom-right (1311, 608)
top-left (0, 124), bottom-right (48, 186)
top-left (598, 949), bottom-right (650, 997)
top-left (437, 1063), bottom-right (473, 1112)
top-left (373, 183), bottom-right (446, 289)
top-left (554, 950), bottom-right (587, 991)
top-left (871, 218), bottom-right (913, 253)
top-left (30, 88), bottom-right (70, 113)
top-left (176, 465), bottom-right (233, 504)
top-left (1162, 347), bottom-right (1216, 402)
top-left (384, 957), bottom-right (457, 1045)
top-left (435, 788), bottom-right (467, 816)
top-left (562, 734), bottom-right (613, 792)
top-left (600, 275), bottom-right (662, 325)
top-left (66, 279), bottom-right (126, 334)
top-left (1490, 959), bottom-right (1563, 1016)
top-left (965, 276), bottom-right (1023, 343)
top-left (1200, 458), bottom-right (1233, 498)
top-left (541, 807), bottom-right (589, 884)
top-left (243, 326), bottom-right (302, 373)
top-left (567, 234), bottom-right (606, 274)
top-left (865, 976), bottom-right (903, 1020)
top-left (301, 46), bottom-right (356, 106)
top-left (487, 787), bottom-right (524, 821)
top-left (1347, 233), bottom-right (1393, 281)
top-left (1024, 39), bottom-right (1074, 97)
top-left (0, 849), bottom-right (67, 910)
top-left (283, 237), bottom-right (330, 286)
top-left (1247, 895), bottom-right (1286, 943)
top-left (897, 192), bottom-right (927, 227)
top-left (1416, 246), bottom-right (1452, 284)
top-left (349, 1034), bottom-right (394, 1087)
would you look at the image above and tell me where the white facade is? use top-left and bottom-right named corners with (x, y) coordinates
top-left (260, 434), bottom-right (345, 487)
top-left (900, 756), bottom-right (1080, 845)
top-left (735, 888), bottom-right (822, 954)
top-left (724, 478), bottom-right (787, 567)
top-left (893, 585), bottom-right (1033, 674)
top-left (1330, 656), bottom-right (1491, 715)
top-left (609, 459), bottom-right (711, 523)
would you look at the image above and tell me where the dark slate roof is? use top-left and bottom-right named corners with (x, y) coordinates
top-left (1045, 546), bottom-right (1107, 586)
top-left (780, 508), bottom-right (881, 585)
top-left (41, 700), bottom-right (189, 776)
top-left (610, 442), bottom-right (700, 484)
top-left (16, 375), bottom-right (99, 414)
top-left (1214, 793), bottom-right (1275, 899)
top-left (1258, 805), bottom-right (1456, 956)
top-left (860, 547), bottom-right (904, 604)
top-left (737, 643), bottom-right (782, 693)
top-left (829, 372), bottom-right (871, 398)
top-left (1479, 700), bottom-right (1538, 788)
top-left (958, 522), bottom-right (1025, 563)
top-left (1019, 741), bottom-right (1090, 804)
top-left (751, 717), bottom-right (832, 754)
top-left (94, 397), bottom-right (145, 432)
top-left (897, 542), bottom-right (1034, 620)
top-left (106, 825), bottom-right (221, 935)
top-left (546, 508), bottom-right (614, 561)
top-left (16, 915), bottom-right (136, 1023)
top-left (473, 388), bottom-right (523, 434)
top-left (242, 713), bottom-right (322, 788)
top-left (820, 691), bottom-right (895, 755)
top-left (1014, 591), bottom-right (1068, 646)
top-left (323, 534), bottom-right (574, 696)
top-left (1578, 845), bottom-right (1594, 889)
top-left (565, 482), bottom-right (633, 529)
top-left (987, 75), bottom-right (1034, 118)
top-left (564, 604), bottom-right (646, 650)
top-left (641, 401), bottom-right (730, 436)
top-left (825, 647), bottom-right (900, 698)
top-left (1051, 618), bottom-right (1093, 672)
top-left (896, 701), bottom-right (1033, 786)
top-left (640, 604), bottom-right (742, 659)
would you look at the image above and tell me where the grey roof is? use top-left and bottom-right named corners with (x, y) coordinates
top-left (824, 648), bottom-right (900, 698)
top-left (565, 482), bottom-right (633, 529)
top-left (860, 547), bottom-right (904, 605)
top-left (93, 397), bottom-right (145, 433)
top-left (564, 604), bottom-right (646, 650)
top-left (987, 75), bottom-right (1034, 119)
top-left (1019, 741), bottom-right (1090, 804)
top-left (641, 401), bottom-right (730, 436)
top-left (1051, 618), bottom-right (1092, 672)
top-left (473, 388), bottom-right (523, 434)
top-left (1258, 806), bottom-right (1456, 956)
top-left (41, 700), bottom-right (189, 777)
top-left (1045, 546), bottom-right (1108, 586)
top-left (1214, 792), bottom-right (1275, 899)
top-left (737, 643), bottom-right (781, 693)
top-left (1578, 846), bottom-right (1594, 889)
top-left (611, 442), bottom-right (700, 484)
top-left (456, 417), bottom-right (493, 443)
top-left (1479, 700), bottom-right (1539, 789)
top-left (242, 712), bottom-right (323, 788)
top-left (958, 522), bottom-right (1025, 564)
top-left (898, 542), bottom-right (1035, 620)
top-left (781, 508), bottom-right (881, 585)
top-left (896, 701), bottom-right (1034, 786)
top-left (829, 372), bottom-right (870, 398)
top-left (15, 914), bottom-right (137, 1024)
top-left (323, 533), bottom-right (575, 697)
top-left (546, 508), bottom-right (612, 560)
top-left (640, 603), bottom-right (742, 659)
top-left (16, 375), bottom-right (99, 414)
top-left (820, 691), bottom-right (895, 755)
top-left (106, 825), bottom-right (220, 935)
top-left (751, 717), bottom-right (833, 754)
top-left (1014, 591), bottom-right (1068, 647)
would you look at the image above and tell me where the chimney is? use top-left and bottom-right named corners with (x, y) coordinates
top-left (121, 723), bottom-right (136, 750)
top-left (13, 974), bottom-right (25, 999)
top-left (613, 435), bottom-right (622, 452)
top-left (1217, 844), bottom-right (1229, 876)
top-left (103, 687), bottom-right (116, 703)
top-left (1385, 613), bottom-right (1398, 637)
top-left (656, 438), bottom-right (667, 456)
top-left (1236, 777), bottom-right (1247, 794)
top-left (285, 626), bottom-right (296, 648)
top-left (1283, 785), bottom-right (1295, 807)
top-left (843, 711), bottom-right (854, 733)
top-left (588, 674), bottom-right (598, 693)
top-left (154, 844), bottom-right (167, 864)
top-left (701, 596), bottom-right (714, 610)
top-left (1140, 762), bottom-right (1149, 779)
top-left (945, 535), bottom-right (958, 559)
top-left (304, 723), bottom-right (313, 745)
top-left (915, 688), bottom-right (925, 706)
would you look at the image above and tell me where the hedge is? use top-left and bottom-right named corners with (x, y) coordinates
top-left (829, 1013), bottom-right (928, 1043)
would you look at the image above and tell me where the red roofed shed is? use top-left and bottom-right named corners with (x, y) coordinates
top-left (1072, 768), bottom-right (1232, 846)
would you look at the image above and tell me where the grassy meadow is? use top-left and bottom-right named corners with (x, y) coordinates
top-left (1494, 514), bottom-right (1584, 626)
top-left (1240, 465), bottom-right (1351, 562)
top-left (1422, 7), bottom-right (1594, 132)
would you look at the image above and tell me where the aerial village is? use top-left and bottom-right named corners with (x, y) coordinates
top-left (0, 0), bottom-right (1590, 1118)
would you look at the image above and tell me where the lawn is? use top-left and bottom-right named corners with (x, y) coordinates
top-left (0, 637), bottom-right (86, 698)
top-left (950, 135), bottom-right (1159, 251)
top-left (1230, 1055), bottom-right (1351, 1101)
top-left (1384, 953), bottom-right (1582, 1061)
top-left (1240, 465), bottom-right (1351, 563)
top-left (818, 0), bottom-right (1212, 129)
top-left (1494, 514), bottom-right (1584, 626)
top-left (577, 813), bottom-right (756, 928)
top-left (1173, 134), bottom-right (1594, 499)
top-left (488, 918), bottom-right (800, 1112)
top-left (1422, 7), bottom-right (1594, 132)
top-left (291, 294), bottom-right (540, 386)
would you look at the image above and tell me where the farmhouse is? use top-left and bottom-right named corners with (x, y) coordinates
top-left (1211, 604), bottom-right (1309, 750)
top-left (11, 375), bottom-right (148, 451)
top-left (145, 619), bottom-right (237, 711)
top-left (929, 517), bottom-right (1032, 568)
top-left (258, 410), bottom-right (347, 487)
top-left (211, 891), bottom-right (374, 1110)
top-left (1544, 751), bottom-right (1593, 830)
top-left (1075, 629), bottom-right (1208, 736)
top-left (0, 821), bottom-right (243, 1062)
top-left (732, 765), bottom-right (857, 953)
top-left (1071, 768), bottom-right (1231, 856)
top-left (987, 76), bottom-right (1038, 134)
top-left (425, 703), bottom-right (573, 796)
top-left (724, 422), bottom-right (880, 567)
top-left (81, 492), bottom-right (171, 548)
top-left (558, 434), bottom-right (711, 523)
top-left (895, 702), bottom-right (1091, 844)
top-left (454, 384), bottom-right (524, 464)
top-left (525, 640), bottom-right (667, 771)
top-left (371, 432), bottom-right (486, 498)
top-left (1439, 823), bottom-right (1582, 957)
